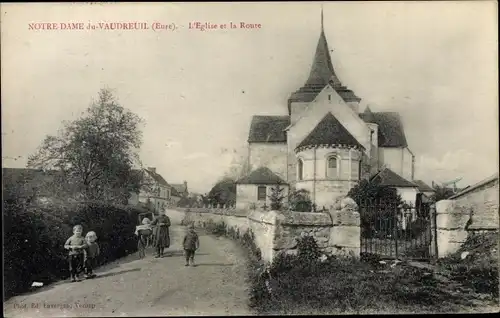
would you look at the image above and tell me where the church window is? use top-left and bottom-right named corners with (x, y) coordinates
top-left (326, 156), bottom-right (339, 179)
top-left (257, 186), bottom-right (267, 201)
top-left (328, 94), bottom-right (331, 101)
top-left (297, 158), bottom-right (304, 181)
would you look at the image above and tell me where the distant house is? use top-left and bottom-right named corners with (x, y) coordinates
top-left (413, 180), bottom-right (435, 198)
top-left (129, 167), bottom-right (172, 214)
top-left (370, 167), bottom-right (419, 205)
top-left (171, 181), bottom-right (188, 197)
top-left (236, 167), bottom-right (290, 210)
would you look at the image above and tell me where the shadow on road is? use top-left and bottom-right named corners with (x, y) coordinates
top-left (165, 250), bottom-right (209, 257)
top-left (94, 268), bottom-right (142, 279)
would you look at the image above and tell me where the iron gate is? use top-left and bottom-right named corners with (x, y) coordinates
top-left (359, 198), bottom-right (435, 260)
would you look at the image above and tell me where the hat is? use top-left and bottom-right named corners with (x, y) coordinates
top-left (142, 217), bottom-right (151, 225)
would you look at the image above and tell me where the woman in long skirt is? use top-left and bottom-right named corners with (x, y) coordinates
top-left (151, 213), bottom-right (171, 258)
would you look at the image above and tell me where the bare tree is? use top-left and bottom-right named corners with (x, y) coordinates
top-left (27, 88), bottom-right (144, 203)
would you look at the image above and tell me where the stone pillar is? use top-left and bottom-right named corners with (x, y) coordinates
top-left (328, 197), bottom-right (361, 257)
top-left (429, 204), bottom-right (438, 258)
top-left (435, 200), bottom-right (470, 258)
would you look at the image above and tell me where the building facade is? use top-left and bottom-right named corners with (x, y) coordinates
top-left (238, 12), bottom-right (417, 209)
top-left (128, 167), bottom-right (172, 214)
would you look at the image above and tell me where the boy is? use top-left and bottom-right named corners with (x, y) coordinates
top-left (64, 225), bottom-right (86, 282)
top-left (182, 223), bottom-right (200, 267)
top-left (83, 231), bottom-right (100, 279)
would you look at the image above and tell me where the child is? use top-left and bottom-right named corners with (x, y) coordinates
top-left (83, 231), bottom-right (100, 279)
top-left (135, 218), bottom-right (153, 259)
top-left (64, 225), bottom-right (86, 282)
top-left (182, 223), bottom-right (199, 267)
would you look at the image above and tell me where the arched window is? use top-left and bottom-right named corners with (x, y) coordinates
top-left (326, 156), bottom-right (339, 179)
top-left (297, 158), bottom-right (304, 181)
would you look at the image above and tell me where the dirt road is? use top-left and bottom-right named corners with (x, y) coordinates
top-left (3, 226), bottom-right (251, 317)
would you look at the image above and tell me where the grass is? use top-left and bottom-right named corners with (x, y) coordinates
top-left (436, 231), bottom-right (499, 298)
top-left (200, 219), bottom-right (499, 314)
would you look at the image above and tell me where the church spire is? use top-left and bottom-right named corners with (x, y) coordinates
top-left (321, 5), bottom-right (324, 31)
top-left (304, 7), bottom-right (342, 88)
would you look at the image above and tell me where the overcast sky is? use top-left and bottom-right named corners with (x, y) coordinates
top-left (2, 2), bottom-right (498, 194)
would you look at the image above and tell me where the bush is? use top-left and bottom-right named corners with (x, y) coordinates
top-left (437, 232), bottom-right (499, 297)
top-left (3, 199), bottom-right (141, 300)
top-left (288, 189), bottom-right (312, 212)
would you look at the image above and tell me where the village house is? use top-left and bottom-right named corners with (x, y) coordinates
top-left (128, 167), bottom-right (172, 214)
top-left (237, 12), bottom-right (420, 210)
top-left (169, 181), bottom-right (188, 205)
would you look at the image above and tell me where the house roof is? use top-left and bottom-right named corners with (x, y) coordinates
top-left (359, 110), bottom-right (408, 148)
top-left (371, 168), bottom-right (418, 188)
top-left (132, 169), bottom-right (170, 187)
top-left (296, 112), bottom-right (364, 151)
top-left (287, 23), bottom-right (360, 114)
top-left (171, 183), bottom-right (187, 195)
top-left (236, 167), bottom-right (286, 185)
top-left (248, 115), bottom-right (290, 143)
top-left (413, 180), bottom-right (435, 192)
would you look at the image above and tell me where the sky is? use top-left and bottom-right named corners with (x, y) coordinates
top-left (2, 2), bottom-right (498, 194)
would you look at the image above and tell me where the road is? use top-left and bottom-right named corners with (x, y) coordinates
top-left (3, 226), bottom-right (252, 317)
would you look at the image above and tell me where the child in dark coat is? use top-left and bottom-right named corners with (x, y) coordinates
top-left (182, 224), bottom-right (199, 267)
top-left (64, 225), bottom-right (86, 282)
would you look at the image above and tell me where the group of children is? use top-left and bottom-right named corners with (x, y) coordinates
top-left (64, 225), bottom-right (100, 282)
top-left (64, 218), bottom-right (200, 283)
top-left (135, 217), bottom-right (200, 266)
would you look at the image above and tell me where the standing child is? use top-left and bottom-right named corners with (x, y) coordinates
top-left (83, 231), bottom-right (100, 279)
top-left (64, 225), bottom-right (86, 282)
top-left (135, 218), bottom-right (153, 259)
top-left (182, 223), bottom-right (200, 267)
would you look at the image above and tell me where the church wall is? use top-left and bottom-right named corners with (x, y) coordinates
top-left (287, 86), bottom-right (372, 157)
top-left (403, 147), bottom-right (414, 181)
top-left (290, 102), bottom-right (310, 125)
top-left (378, 147), bottom-right (414, 181)
top-left (249, 142), bottom-right (288, 180)
top-left (295, 147), bottom-right (362, 209)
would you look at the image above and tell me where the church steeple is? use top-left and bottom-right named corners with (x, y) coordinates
top-left (288, 8), bottom-right (361, 115)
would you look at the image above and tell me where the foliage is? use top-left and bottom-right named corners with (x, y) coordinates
top-left (437, 232), bottom-right (499, 297)
top-left (207, 178), bottom-right (236, 206)
top-left (27, 88), bottom-right (144, 204)
top-left (288, 188), bottom-right (313, 212)
top-left (431, 184), bottom-right (455, 202)
top-left (348, 179), bottom-right (404, 238)
top-left (3, 199), bottom-right (141, 300)
top-left (250, 235), bottom-right (477, 314)
top-left (268, 181), bottom-right (286, 211)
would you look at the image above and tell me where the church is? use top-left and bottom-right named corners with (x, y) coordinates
top-left (236, 12), bottom-right (418, 210)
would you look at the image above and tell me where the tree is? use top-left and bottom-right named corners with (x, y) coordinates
top-left (347, 179), bottom-right (404, 238)
top-left (207, 178), bottom-right (236, 207)
top-left (430, 184), bottom-right (455, 202)
top-left (27, 88), bottom-right (143, 204)
top-left (268, 181), bottom-right (286, 211)
top-left (288, 188), bottom-right (313, 212)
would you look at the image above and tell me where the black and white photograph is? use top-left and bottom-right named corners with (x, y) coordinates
top-left (2, 2), bottom-right (499, 316)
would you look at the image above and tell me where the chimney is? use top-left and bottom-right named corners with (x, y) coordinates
top-left (147, 167), bottom-right (156, 173)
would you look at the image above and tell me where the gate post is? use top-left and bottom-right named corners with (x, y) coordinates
top-left (429, 203), bottom-right (438, 258)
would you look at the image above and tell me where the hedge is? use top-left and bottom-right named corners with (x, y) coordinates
top-left (3, 199), bottom-right (142, 300)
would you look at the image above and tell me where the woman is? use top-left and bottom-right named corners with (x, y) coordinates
top-left (151, 213), bottom-right (171, 258)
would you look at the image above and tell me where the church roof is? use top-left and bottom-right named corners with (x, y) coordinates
top-left (371, 168), bottom-right (418, 188)
top-left (359, 111), bottom-right (408, 148)
top-left (248, 115), bottom-right (290, 143)
top-left (296, 112), bottom-right (364, 151)
top-left (288, 16), bottom-right (360, 114)
top-left (236, 167), bottom-right (286, 185)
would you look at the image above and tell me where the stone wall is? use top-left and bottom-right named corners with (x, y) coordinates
top-left (434, 173), bottom-right (499, 258)
top-left (175, 196), bottom-right (361, 263)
